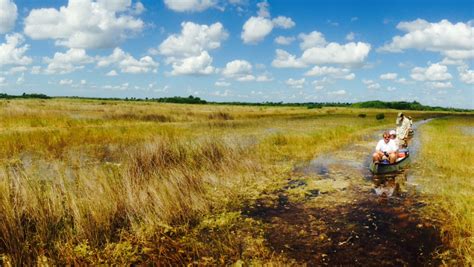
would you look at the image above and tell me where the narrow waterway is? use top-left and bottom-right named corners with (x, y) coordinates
top-left (244, 118), bottom-right (444, 265)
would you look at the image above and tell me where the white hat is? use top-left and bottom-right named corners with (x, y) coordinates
top-left (389, 130), bottom-right (396, 135)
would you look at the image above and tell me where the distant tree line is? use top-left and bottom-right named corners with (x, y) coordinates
top-left (1, 93), bottom-right (471, 112)
top-left (0, 93), bottom-right (51, 99)
top-left (350, 100), bottom-right (471, 112)
top-left (152, 95), bottom-right (207, 104)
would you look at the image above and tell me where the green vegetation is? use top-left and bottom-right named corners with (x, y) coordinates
top-left (1, 93), bottom-right (471, 112)
top-left (351, 100), bottom-right (471, 112)
top-left (0, 93), bottom-right (51, 99)
top-left (153, 95), bottom-right (207, 104)
top-left (0, 98), bottom-right (471, 265)
top-left (376, 113), bottom-right (385, 120)
top-left (414, 117), bottom-right (474, 265)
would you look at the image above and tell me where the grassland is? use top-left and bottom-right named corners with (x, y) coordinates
top-left (414, 116), bottom-right (474, 265)
top-left (0, 98), bottom-right (463, 264)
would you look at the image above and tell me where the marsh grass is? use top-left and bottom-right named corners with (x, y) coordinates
top-left (414, 117), bottom-right (474, 265)
top-left (0, 99), bottom-right (446, 264)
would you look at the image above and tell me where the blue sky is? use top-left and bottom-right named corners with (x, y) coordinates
top-left (1, 0), bottom-right (473, 108)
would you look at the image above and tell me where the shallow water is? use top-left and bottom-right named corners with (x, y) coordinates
top-left (459, 126), bottom-right (474, 135)
top-left (245, 118), bottom-right (444, 265)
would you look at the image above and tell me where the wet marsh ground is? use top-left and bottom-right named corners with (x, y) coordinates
top-left (245, 120), bottom-right (445, 265)
top-left (0, 99), bottom-right (472, 265)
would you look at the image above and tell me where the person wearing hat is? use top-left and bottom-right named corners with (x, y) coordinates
top-left (396, 112), bottom-right (411, 148)
top-left (389, 129), bottom-right (399, 147)
top-left (373, 131), bottom-right (398, 164)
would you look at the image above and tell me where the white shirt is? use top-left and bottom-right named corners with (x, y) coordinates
top-left (375, 139), bottom-right (398, 153)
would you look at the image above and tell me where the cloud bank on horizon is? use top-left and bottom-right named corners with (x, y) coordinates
top-left (0, 0), bottom-right (473, 108)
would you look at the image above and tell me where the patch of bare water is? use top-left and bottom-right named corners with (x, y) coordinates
top-left (404, 119), bottom-right (433, 187)
top-left (459, 126), bottom-right (474, 135)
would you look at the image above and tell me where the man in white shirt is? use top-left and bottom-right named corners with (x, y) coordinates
top-left (372, 131), bottom-right (398, 164)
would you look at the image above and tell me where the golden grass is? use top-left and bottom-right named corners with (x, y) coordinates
top-left (414, 116), bottom-right (474, 265)
top-left (0, 98), bottom-right (452, 264)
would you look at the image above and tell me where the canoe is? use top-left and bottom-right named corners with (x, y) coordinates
top-left (369, 154), bottom-right (410, 174)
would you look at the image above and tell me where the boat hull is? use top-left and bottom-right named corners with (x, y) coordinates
top-left (369, 155), bottom-right (410, 174)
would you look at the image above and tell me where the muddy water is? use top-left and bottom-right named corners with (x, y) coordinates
top-left (245, 119), bottom-right (444, 265)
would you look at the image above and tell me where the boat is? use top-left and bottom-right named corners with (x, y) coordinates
top-left (369, 150), bottom-right (410, 174)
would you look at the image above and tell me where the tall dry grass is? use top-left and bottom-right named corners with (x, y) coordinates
top-left (0, 98), bottom-right (443, 264)
top-left (0, 138), bottom-right (245, 264)
top-left (414, 116), bottom-right (474, 265)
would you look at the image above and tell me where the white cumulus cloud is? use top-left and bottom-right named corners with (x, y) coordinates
top-left (31, 66), bottom-right (41, 74)
top-left (0, 33), bottom-right (32, 66)
top-left (257, 0), bottom-right (270, 18)
top-left (286, 78), bottom-right (305, 89)
top-left (44, 48), bottom-right (93, 74)
top-left (241, 16), bottom-right (273, 44)
top-left (362, 79), bottom-right (381, 89)
top-left (301, 42), bottom-right (371, 65)
top-left (8, 66), bottom-right (28, 74)
top-left (272, 16), bottom-right (295, 29)
top-left (305, 66), bottom-right (355, 80)
top-left (220, 59), bottom-right (272, 82)
top-left (159, 21), bottom-right (227, 58)
top-left (380, 19), bottom-right (474, 60)
top-left (298, 31), bottom-right (327, 50)
top-left (380, 72), bottom-right (398, 80)
top-left (346, 32), bottom-right (355, 41)
top-left (97, 47), bottom-right (158, 74)
top-left (171, 51), bottom-right (215, 75)
top-left (428, 81), bottom-right (453, 89)
top-left (24, 0), bottom-right (144, 49)
top-left (222, 59), bottom-right (253, 79)
top-left (273, 31), bottom-right (371, 68)
top-left (241, 1), bottom-right (294, 44)
top-left (328, 89), bottom-right (346, 95)
top-left (0, 0), bottom-right (17, 33)
top-left (158, 22), bottom-right (227, 75)
top-left (59, 79), bottom-right (73, 85)
top-left (164, 0), bottom-right (217, 12)
top-left (458, 66), bottom-right (474, 84)
top-left (274, 36), bottom-right (295, 45)
top-left (256, 73), bottom-right (273, 82)
top-left (271, 49), bottom-right (306, 68)
top-left (215, 80), bottom-right (231, 87)
top-left (410, 63), bottom-right (452, 81)
top-left (106, 70), bottom-right (118, 76)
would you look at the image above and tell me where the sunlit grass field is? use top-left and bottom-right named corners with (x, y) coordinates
top-left (414, 116), bottom-right (474, 265)
top-left (0, 98), bottom-right (457, 264)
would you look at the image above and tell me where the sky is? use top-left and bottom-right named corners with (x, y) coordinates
top-left (0, 0), bottom-right (473, 108)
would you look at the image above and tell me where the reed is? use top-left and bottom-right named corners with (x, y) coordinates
top-left (0, 98), bottom-right (448, 264)
top-left (414, 117), bottom-right (474, 265)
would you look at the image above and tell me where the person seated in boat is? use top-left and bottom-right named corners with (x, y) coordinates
top-left (372, 131), bottom-right (398, 164)
top-left (389, 129), bottom-right (399, 147)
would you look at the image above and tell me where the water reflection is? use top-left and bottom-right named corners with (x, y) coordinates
top-left (372, 171), bottom-right (407, 197)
